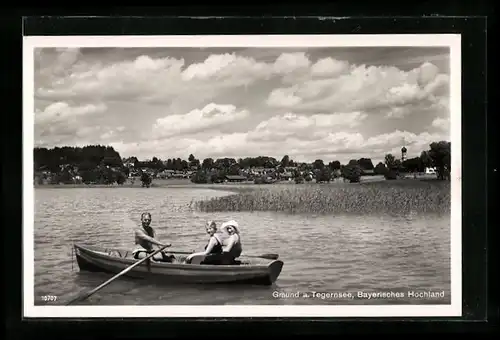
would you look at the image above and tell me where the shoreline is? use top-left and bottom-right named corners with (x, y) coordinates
top-left (33, 174), bottom-right (439, 190)
top-left (33, 176), bottom-right (446, 197)
top-left (33, 179), bottom-right (266, 194)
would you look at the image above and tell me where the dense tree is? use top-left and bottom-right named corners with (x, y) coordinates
top-left (384, 169), bottom-right (398, 180)
top-left (188, 154), bottom-right (200, 169)
top-left (402, 157), bottom-right (424, 173)
top-left (298, 163), bottom-right (309, 172)
top-left (191, 170), bottom-right (208, 184)
top-left (228, 164), bottom-right (241, 176)
top-left (34, 145), bottom-right (127, 184)
top-left (328, 161), bottom-right (341, 170)
top-left (236, 156), bottom-right (278, 169)
top-left (34, 145), bottom-right (123, 173)
top-left (374, 162), bottom-right (387, 175)
top-left (426, 141), bottom-right (451, 180)
top-left (214, 158), bottom-right (236, 170)
top-left (382, 154), bottom-right (401, 180)
top-left (202, 157), bottom-right (214, 170)
top-left (420, 151), bottom-right (432, 169)
top-left (166, 159), bottom-right (173, 170)
top-left (341, 164), bottom-right (362, 183)
top-left (210, 169), bottom-right (227, 183)
top-left (141, 173), bottom-right (152, 187)
top-left (313, 159), bottom-right (325, 170)
top-left (358, 158), bottom-right (374, 170)
top-left (316, 168), bottom-right (332, 183)
top-left (384, 154), bottom-right (396, 169)
top-left (280, 155), bottom-right (290, 168)
top-left (116, 172), bottom-right (127, 185)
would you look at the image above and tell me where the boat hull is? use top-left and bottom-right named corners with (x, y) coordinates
top-left (74, 244), bottom-right (283, 286)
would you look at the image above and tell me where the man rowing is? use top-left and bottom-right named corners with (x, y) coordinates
top-left (132, 212), bottom-right (174, 262)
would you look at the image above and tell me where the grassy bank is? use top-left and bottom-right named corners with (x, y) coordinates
top-left (193, 179), bottom-right (451, 215)
top-left (33, 179), bottom-right (284, 194)
top-left (34, 178), bottom-right (193, 189)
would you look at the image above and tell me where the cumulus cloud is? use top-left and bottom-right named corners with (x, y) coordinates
top-left (36, 53), bottom-right (187, 103)
top-left (248, 112), bottom-right (367, 142)
top-left (35, 47), bottom-right (81, 80)
top-left (266, 61), bottom-right (450, 118)
top-left (36, 50), bottom-right (271, 105)
top-left (310, 57), bottom-right (350, 77)
top-left (100, 126), bottom-right (126, 140)
top-left (35, 49), bottom-right (449, 121)
top-left (34, 101), bottom-right (112, 147)
top-left (430, 117), bottom-right (450, 132)
top-left (266, 87), bottom-right (303, 107)
top-left (35, 101), bottom-right (107, 125)
top-left (112, 108), bottom-right (445, 164)
top-left (181, 53), bottom-right (271, 86)
top-left (33, 47), bottom-right (451, 163)
top-left (109, 128), bottom-right (447, 165)
top-left (273, 52), bottom-right (310, 73)
top-left (152, 103), bottom-right (249, 139)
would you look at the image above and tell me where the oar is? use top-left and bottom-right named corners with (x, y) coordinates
top-left (65, 244), bottom-right (170, 305)
top-left (246, 253), bottom-right (279, 260)
top-left (169, 250), bottom-right (279, 260)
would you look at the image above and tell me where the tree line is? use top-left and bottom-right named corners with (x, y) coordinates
top-left (34, 145), bottom-right (127, 185)
top-left (33, 140), bottom-right (451, 185)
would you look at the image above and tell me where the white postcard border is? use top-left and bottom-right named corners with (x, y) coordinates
top-left (23, 34), bottom-right (462, 318)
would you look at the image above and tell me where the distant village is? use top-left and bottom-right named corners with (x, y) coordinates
top-left (34, 144), bottom-right (445, 186)
top-left (35, 158), bottom-right (351, 185)
top-left (128, 163), bottom-right (341, 184)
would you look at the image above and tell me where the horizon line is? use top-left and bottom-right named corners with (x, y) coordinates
top-left (33, 140), bottom-right (451, 165)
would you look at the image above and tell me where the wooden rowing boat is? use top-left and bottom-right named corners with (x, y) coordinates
top-left (73, 244), bottom-right (284, 285)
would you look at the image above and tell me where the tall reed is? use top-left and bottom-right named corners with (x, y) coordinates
top-left (193, 180), bottom-right (451, 215)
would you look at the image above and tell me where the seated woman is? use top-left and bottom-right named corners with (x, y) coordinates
top-left (185, 221), bottom-right (224, 264)
top-left (218, 220), bottom-right (243, 264)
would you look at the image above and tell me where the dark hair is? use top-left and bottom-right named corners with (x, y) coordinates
top-left (141, 212), bottom-right (151, 220)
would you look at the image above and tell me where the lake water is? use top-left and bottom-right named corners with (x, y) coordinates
top-left (33, 186), bottom-right (451, 306)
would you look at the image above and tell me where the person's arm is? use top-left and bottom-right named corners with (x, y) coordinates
top-left (188, 237), bottom-right (218, 259)
top-left (202, 237), bottom-right (218, 255)
top-left (222, 235), bottom-right (236, 253)
top-left (135, 229), bottom-right (169, 247)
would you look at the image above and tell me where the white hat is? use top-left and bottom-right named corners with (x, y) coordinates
top-left (221, 220), bottom-right (239, 234)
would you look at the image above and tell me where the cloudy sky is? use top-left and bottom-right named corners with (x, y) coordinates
top-left (33, 46), bottom-right (450, 165)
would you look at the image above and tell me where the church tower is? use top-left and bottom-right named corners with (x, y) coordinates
top-left (401, 146), bottom-right (407, 162)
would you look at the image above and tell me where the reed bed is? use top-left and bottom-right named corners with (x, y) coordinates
top-left (193, 180), bottom-right (451, 215)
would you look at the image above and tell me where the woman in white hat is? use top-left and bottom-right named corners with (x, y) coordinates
top-left (220, 220), bottom-right (243, 260)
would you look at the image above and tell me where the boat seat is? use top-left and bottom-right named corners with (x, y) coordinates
top-left (188, 254), bottom-right (241, 265)
top-left (104, 249), bottom-right (129, 258)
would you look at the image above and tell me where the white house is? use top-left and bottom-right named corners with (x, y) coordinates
top-left (425, 167), bottom-right (437, 174)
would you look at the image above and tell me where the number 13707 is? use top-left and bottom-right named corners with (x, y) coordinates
top-left (40, 295), bottom-right (57, 302)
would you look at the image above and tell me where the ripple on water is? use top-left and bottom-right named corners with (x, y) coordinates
top-left (33, 187), bottom-right (451, 306)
